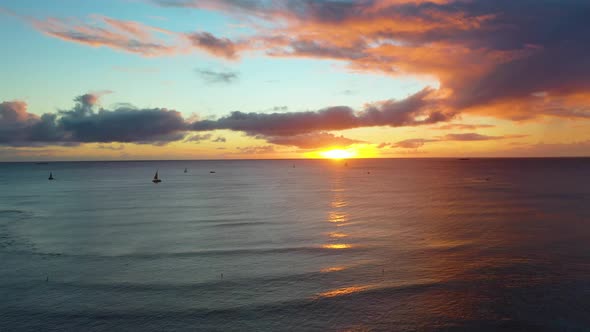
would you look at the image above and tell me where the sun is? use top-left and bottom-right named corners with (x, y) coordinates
top-left (320, 149), bottom-right (357, 159)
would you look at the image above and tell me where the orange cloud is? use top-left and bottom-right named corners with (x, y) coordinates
top-left (149, 0), bottom-right (590, 123)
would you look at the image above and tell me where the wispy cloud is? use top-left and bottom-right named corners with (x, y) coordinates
top-left (265, 132), bottom-right (364, 149)
top-left (389, 133), bottom-right (528, 149)
top-left (195, 68), bottom-right (239, 84)
top-left (97, 144), bottom-right (125, 151)
top-left (433, 123), bottom-right (496, 131)
top-left (392, 138), bottom-right (438, 149)
top-left (236, 145), bottom-right (276, 154)
top-left (31, 15), bottom-right (179, 56)
top-left (185, 133), bottom-right (227, 143)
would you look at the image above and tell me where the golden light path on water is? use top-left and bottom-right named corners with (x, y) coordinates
top-left (320, 166), bottom-right (355, 281)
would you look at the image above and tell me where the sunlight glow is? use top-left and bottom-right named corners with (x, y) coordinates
top-left (320, 149), bottom-right (356, 159)
top-left (305, 144), bottom-right (378, 159)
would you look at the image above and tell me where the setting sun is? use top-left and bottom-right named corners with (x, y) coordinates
top-left (320, 149), bottom-right (357, 159)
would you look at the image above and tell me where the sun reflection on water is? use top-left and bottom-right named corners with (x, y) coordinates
top-left (320, 266), bottom-right (346, 273)
top-left (328, 211), bottom-right (348, 223)
top-left (317, 285), bottom-right (370, 298)
top-left (322, 172), bottom-right (353, 253)
top-left (329, 232), bottom-right (349, 238)
top-left (322, 243), bottom-right (352, 249)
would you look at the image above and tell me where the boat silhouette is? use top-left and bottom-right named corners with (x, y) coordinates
top-left (48, 172), bottom-right (54, 181)
top-left (152, 171), bottom-right (162, 183)
top-left (184, 168), bottom-right (188, 173)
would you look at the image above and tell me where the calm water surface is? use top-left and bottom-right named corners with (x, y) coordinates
top-left (1, 159), bottom-right (590, 331)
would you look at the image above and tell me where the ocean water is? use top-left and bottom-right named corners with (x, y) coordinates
top-left (1, 158), bottom-right (590, 331)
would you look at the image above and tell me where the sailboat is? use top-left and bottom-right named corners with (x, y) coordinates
top-left (152, 171), bottom-right (162, 183)
top-left (48, 172), bottom-right (54, 181)
top-left (184, 168), bottom-right (188, 173)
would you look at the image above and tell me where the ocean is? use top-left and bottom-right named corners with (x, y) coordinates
top-left (1, 158), bottom-right (589, 331)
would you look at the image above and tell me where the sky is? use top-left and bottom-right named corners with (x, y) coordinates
top-left (1, 0), bottom-right (589, 161)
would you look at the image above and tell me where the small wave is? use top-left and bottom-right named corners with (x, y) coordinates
top-left (30, 245), bottom-right (365, 259)
top-left (0, 209), bottom-right (29, 216)
top-left (314, 279), bottom-right (440, 300)
top-left (0, 209), bottom-right (34, 224)
top-left (209, 221), bottom-right (269, 228)
top-left (45, 268), bottom-right (343, 293)
top-left (0, 278), bottom-right (452, 331)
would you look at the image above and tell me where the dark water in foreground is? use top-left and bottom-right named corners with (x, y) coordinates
top-left (1, 158), bottom-right (590, 331)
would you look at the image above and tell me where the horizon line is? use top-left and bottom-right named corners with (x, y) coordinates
top-left (2, 156), bottom-right (590, 163)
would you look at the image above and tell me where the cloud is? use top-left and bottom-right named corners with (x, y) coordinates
top-left (236, 145), bottom-right (276, 154)
top-left (265, 132), bottom-right (364, 149)
top-left (1, 89), bottom-right (452, 148)
top-left (31, 15), bottom-right (178, 56)
top-left (433, 123), bottom-right (495, 130)
top-left (0, 94), bottom-right (187, 146)
top-left (500, 140), bottom-right (590, 157)
top-left (212, 136), bottom-right (227, 143)
top-left (19, 1), bottom-right (590, 125)
top-left (195, 68), bottom-right (239, 84)
top-left (441, 133), bottom-right (528, 141)
top-left (391, 132), bottom-right (528, 149)
top-left (187, 32), bottom-right (237, 59)
top-left (441, 133), bottom-right (502, 141)
top-left (150, 0), bottom-right (590, 122)
top-left (0, 100), bottom-right (36, 123)
top-left (192, 87), bottom-right (453, 136)
top-left (27, 14), bottom-right (241, 59)
top-left (185, 133), bottom-right (227, 143)
top-left (392, 138), bottom-right (438, 149)
top-left (185, 133), bottom-right (213, 143)
top-left (97, 144), bottom-right (125, 151)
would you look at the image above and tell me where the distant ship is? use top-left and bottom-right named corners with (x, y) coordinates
top-left (48, 172), bottom-right (54, 181)
top-left (184, 168), bottom-right (188, 173)
top-left (152, 171), bottom-right (162, 183)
